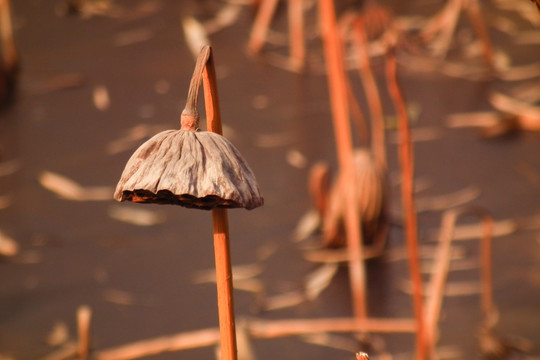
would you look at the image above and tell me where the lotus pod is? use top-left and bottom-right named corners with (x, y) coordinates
top-left (113, 128), bottom-right (263, 210)
top-left (322, 148), bottom-right (386, 247)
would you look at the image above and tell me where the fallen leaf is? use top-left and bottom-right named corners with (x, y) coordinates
top-left (431, 219), bottom-right (517, 241)
top-left (203, 4), bottom-right (243, 34)
top-left (254, 132), bottom-right (295, 148)
top-left (446, 111), bottom-right (500, 128)
top-left (0, 229), bottom-right (18, 256)
top-left (293, 209), bottom-right (321, 242)
top-left (182, 16), bottom-right (210, 59)
top-left (46, 321), bottom-right (69, 347)
top-left (301, 333), bottom-right (360, 352)
top-left (304, 263), bottom-right (338, 300)
top-left (192, 263), bottom-right (264, 283)
top-left (113, 27), bottom-right (154, 46)
top-left (102, 289), bottom-right (154, 306)
top-left (39, 171), bottom-right (113, 201)
top-left (416, 186), bottom-right (480, 213)
top-left (286, 149), bottom-right (307, 169)
top-left (108, 205), bottom-right (166, 226)
top-left (93, 85), bottom-right (110, 111)
top-left (261, 290), bottom-right (306, 311)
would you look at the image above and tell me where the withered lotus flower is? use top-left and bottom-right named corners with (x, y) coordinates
top-left (114, 48), bottom-right (263, 211)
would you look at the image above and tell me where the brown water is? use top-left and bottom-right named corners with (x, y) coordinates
top-left (0, 1), bottom-right (539, 359)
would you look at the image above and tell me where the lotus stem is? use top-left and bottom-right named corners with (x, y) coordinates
top-left (288, 0), bottom-right (305, 70)
top-left (385, 47), bottom-right (426, 360)
top-left (351, 18), bottom-right (386, 170)
top-left (201, 45), bottom-right (238, 360)
top-left (247, 0), bottom-right (279, 55)
top-left (77, 305), bottom-right (92, 360)
top-left (0, 0), bottom-right (16, 69)
top-left (318, 0), bottom-right (368, 321)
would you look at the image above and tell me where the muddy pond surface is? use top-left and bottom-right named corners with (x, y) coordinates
top-left (0, 0), bottom-right (539, 359)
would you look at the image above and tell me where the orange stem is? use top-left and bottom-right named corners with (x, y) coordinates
top-left (385, 49), bottom-right (426, 360)
top-left (201, 45), bottom-right (238, 360)
top-left (247, 0), bottom-right (279, 55)
top-left (318, 0), bottom-right (367, 321)
top-left (288, 0), bottom-right (305, 70)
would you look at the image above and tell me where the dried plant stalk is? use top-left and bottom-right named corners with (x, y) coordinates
top-left (247, 0), bottom-right (279, 55)
top-left (424, 206), bottom-right (494, 358)
top-left (203, 46), bottom-right (238, 360)
top-left (318, 0), bottom-right (368, 321)
top-left (77, 305), bottom-right (92, 360)
top-left (386, 47), bottom-right (426, 359)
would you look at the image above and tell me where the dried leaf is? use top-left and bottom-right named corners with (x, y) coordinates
top-left (0, 159), bottom-right (21, 177)
top-left (192, 263), bottom-right (264, 284)
top-left (421, 258), bottom-right (479, 274)
top-left (301, 333), bottom-right (360, 353)
top-left (261, 291), bottom-right (306, 311)
top-left (498, 62), bottom-right (540, 81)
top-left (434, 219), bottom-right (517, 241)
top-left (46, 322), bottom-right (69, 347)
top-left (446, 111), bottom-right (500, 128)
top-left (108, 205), bottom-right (166, 226)
top-left (102, 289), bottom-right (154, 306)
top-left (304, 263), bottom-right (338, 300)
top-left (293, 209), bottom-right (321, 242)
top-left (182, 16), bottom-right (210, 59)
top-left (39, 171), bottom-right (113, 201)
top-left (40, 341), bottom-right (78, 360)
top-left (0, 229), bottom-right (18, 256)
top-left (416, 186), bottom-right (480, 213)
top-left (113, 28), bottom-right (154, 46)
top-left (490, 92), bottom-right (540, 130)
top-left (203, 4), bottom-right (243, 34)
top-left (93, 85), bottom-right (110, 111)
top-left (254, 132), bottom-right (295, 148)
top-left (286, 149), bottom-right (307, 169)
